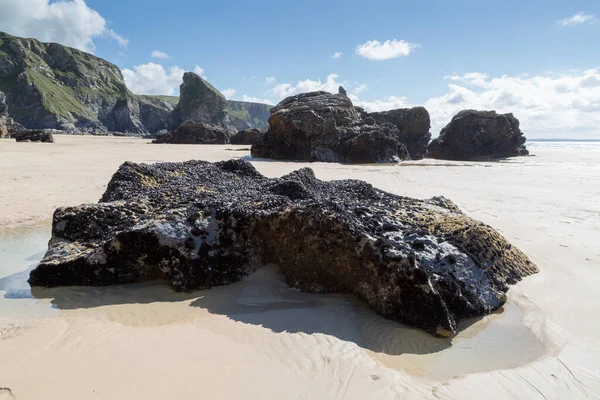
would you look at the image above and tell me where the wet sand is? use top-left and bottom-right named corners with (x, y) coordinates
top-left (0, 136), bottom-right (599, 399)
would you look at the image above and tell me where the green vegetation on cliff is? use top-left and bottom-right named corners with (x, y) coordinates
top-left (0, 31), bottom-right (171, 133)
top-left (0, 31), bottom-right (271, 134)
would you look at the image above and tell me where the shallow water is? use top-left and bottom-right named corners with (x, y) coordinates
top-left (0, 225), bottom-right (546, 380)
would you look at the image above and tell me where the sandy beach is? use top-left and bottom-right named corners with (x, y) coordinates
top-left (0, 135), bottom-right (599, 399)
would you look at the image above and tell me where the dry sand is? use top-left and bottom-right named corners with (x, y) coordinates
top-left (0, 135), bottom-right (599, 399)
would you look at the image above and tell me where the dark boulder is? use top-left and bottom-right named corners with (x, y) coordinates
top-left (251, 91), bottom-right (411, 163)
top-left (29, 159), bottom-right (537, 337)
top-left (13, 129), bottom-right (54, 142)
top-left (428, 110), bottom-right (529, 161)
top-left (368, 107), bottom-right (431, 160)
top-left (230, 128), bottom-right (263, 145)
top-left (152, 122), bottom-right (229, 144)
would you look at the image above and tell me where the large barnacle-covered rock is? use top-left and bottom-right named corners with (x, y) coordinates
top-left (29, 159), bottom-right (537, 337)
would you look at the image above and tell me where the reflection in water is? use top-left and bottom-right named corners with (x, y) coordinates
top-left (1, 227), bottom-right (546, 380)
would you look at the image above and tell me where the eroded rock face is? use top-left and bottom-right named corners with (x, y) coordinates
top-left (0, 32), bottom-right (172, 134)
top-left (13, 130), bottom-right (54, 142)
top-left (0, 91), bottom-right (8, 138)
top-left (152, 122), bottom-right (229, 144)
top-left (230, 128), bottom-right (263, 145)
top-left (29, 159), bottom-right (537, 337)
top-left (367, 107), bottom-right (432, 160)
top-left (169, 72), bottom-right (236, 134)
top-left (251, 91), bottom-right (411, 163)
top-left (428, 110), bottom-right (529, 161)
top-left (227, 100), bottom-right (271, 131)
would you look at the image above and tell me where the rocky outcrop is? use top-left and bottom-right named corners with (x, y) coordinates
top-left (428, 110), bottom-right (529, 161)
top-left (152, 122), bottom-right (229, 144)
top-left (28, 159), bottom-right (537, 337)
top-left (227, 100), bottom-right (271, 131)
top-left (367, 107), bottom-right (431, 160)
top-left (13, 130), bottom-right (54, 142)
top-left (0, 91), bottom-right (7, 138)
top-left (0, 31), bottom-right (172, 134)
top-left (230, 128), bottom-right (263, 145)
top-left (169, 72), bottom-right (235, 134)
top-left (251, 89), bottom-right (411, 163)
top-left (0, 91), bottom-right (26, 138)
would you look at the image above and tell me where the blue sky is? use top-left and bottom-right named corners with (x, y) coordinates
top-left (1, 0), bottom-right (599, 138)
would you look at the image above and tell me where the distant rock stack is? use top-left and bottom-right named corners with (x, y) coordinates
top-left (251, 90), bottom-right (435, 163)
top-left (169, 72), bottom-right (236, 137)
top-left (428, 110), bottom-right (529, 160)
top-left (227, 100), bottom-right (271, 131)
top-left (367, 107), bottom-right (432, 160)
top-left (153, 122), bottom-right (229, 144)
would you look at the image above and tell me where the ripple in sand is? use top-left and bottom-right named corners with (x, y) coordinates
top-left (363, 302), bottom-right (546, 380)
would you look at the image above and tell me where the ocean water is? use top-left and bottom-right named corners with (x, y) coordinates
top-left (527, 140), bottom-right (600, 150)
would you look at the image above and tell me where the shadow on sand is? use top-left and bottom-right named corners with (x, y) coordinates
top-left (1, 255), bottom-right (497, 357)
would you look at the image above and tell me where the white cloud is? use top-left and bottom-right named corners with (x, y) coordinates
top-left (270, 69), bottom-right (599, 139)
top-left (122, 63), bottom-right (185, 96)
top-left (0, 0), bottom-right (128, 53)
top-left (427, 69), bottom-right (600, 137)
top-left (445, 72), bottom-right (489, 88)
top-left (222, 88), bottom-right (236, 98)
top-left (105, 29), bottom-right (128, 47)
top-left (356, 69), bottom-right (600, 138)
top-left (268, 73), bottom-right (345, 98)
top-left (355, 39), bottom-right (418, 61)
top-left (240, 95), bottom-right (274, 105)
top-left (152, 50), bottom-right (169, 59)
top-left (331, 52), bottom-right (343, 59)
top-left (352, 84), bottom-right (368, 95)
top-left (353, 96), bottom-right (411, 112)
top-left (265, 76), bottom-right (276, 84)
top-left (193, 65), bottom-right (207, 79)
top-left (558, 12), bottom-right (597, 26)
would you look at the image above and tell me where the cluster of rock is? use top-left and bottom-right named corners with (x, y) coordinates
top-left (13, 130), bottom-right (54, 142)
top-left (0, 32), bottom-right (271, 136)
top-left (249, 87), bottom-right (530, 163)
top-left (427, 110), bottom-right (529, 160)
top-left (28, 159), bottom-right (537, 337)
top-left (153, 122), bottom-right (229, 144)
top-left (251, 88), bottom-right (430, 163)
top-left (367, 107), bottom-right (432, 160)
